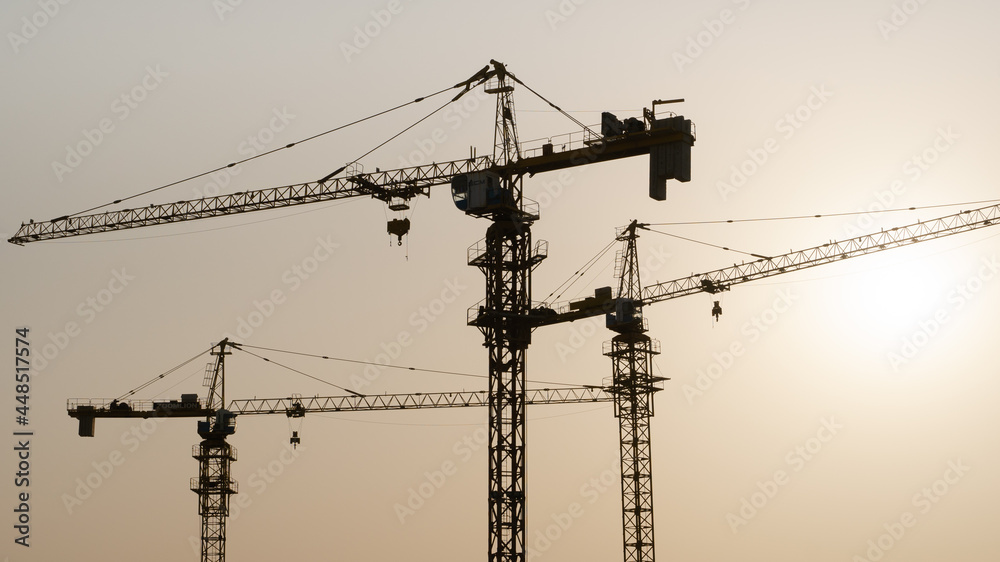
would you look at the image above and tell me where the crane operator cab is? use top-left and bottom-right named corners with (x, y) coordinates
top-left (197, 409), bottom-right (237, 440)
top-left (452, 171), bottom-right (514, 215)
top-left (606, 298), bottom-right (643, 331)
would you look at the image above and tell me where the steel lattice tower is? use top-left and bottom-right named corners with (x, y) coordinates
top-left (605, 222), bottom-right (661, 562)
top-left (470, 216), bottom-right (545, 562)
top-left (191, 439), bottom-right (238, 562)
top-left (467, 65), bottom-right (546, 562)
top-left (190, 341), bottom-right (238, 562)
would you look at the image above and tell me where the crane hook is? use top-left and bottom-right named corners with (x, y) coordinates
top-left (711, 300), bottom-right (723, 322)
top-left (387, 218), bottom-right (410, 247)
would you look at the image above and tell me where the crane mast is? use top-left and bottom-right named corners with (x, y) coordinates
top-left (476, 64), bottom-right (535, 562)
top-left (490, 61), bottom-right (521, 168)
top-left (606, 222), bottom-right (661, 562)
top-left (193, 341), bottom-right (236, 562)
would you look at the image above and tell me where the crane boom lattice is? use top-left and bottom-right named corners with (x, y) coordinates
top-left (641, 204), bottom-right (1000, 305)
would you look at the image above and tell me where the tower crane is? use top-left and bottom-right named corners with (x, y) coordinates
top-left (67, 338), bottom-right (615, 562)
top-left (10, 60), bottom-right (695, 562)
top-left (528, 202), bottom-right (1000, 562)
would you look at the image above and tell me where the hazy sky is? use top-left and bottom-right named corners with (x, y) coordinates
top-left (3, 1), bottom-right (1000, 561)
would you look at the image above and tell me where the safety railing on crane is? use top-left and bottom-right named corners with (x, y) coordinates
top-left (190, 477), bottom-right (239, 494)
top-left (517, 113), bottom-right (697, 161)
top-left (67, 397), bottom-right (209, 415)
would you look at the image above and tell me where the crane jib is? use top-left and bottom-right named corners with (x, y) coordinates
top-left (528, 203), bottom-right (1000, 328)
top-left (8, 124), bottom-right (694, 244)
top-left (66, 386), bottom-right (614, 437)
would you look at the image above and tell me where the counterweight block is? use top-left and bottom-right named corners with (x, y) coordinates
top-left (649, 117), bottom-right (693, 201)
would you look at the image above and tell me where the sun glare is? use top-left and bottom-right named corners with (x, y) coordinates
top-left (834, 252), bottom-right (953, 340)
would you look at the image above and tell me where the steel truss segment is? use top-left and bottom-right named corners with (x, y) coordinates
top-left (8, 156), bottom-right (495, 244)
top-left (608, 335), bottom-right (657, 562)
top-left (605, 328), bottom-right (657, 562)
top-left (640, 204), bottom-right (1000, 305)
top-left (191, 439), bottom-right (237, 562)
top-left (7, 125), bottom-right (698, 245)
top-left (226, 387), bottom-right (611, 415)
top-left (608, 223), bottom-right (656, 562)
top-left (473, 219), bottom-right (537, 562)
